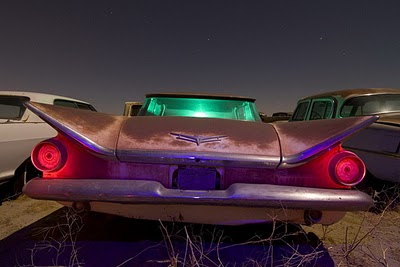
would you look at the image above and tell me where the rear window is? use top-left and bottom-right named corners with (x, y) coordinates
top-left (138, 97), bottom-right (261, 121)
top-left (340, 94), bottom-right (400, 117)
top-left (54, 99), bottom-right (97, 111)
top-left (0, 96), bottom-right (27, 120)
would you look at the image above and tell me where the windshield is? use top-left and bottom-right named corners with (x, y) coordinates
top-left (340, 94), bottom-right (400, 117)
top-left (0, 96), bottom-right (27, 120)
top-left (138, 97), bottom-right (261, 121)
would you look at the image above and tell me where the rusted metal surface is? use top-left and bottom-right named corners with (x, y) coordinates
top-left (300, 88), bottom-right (400, 100)
top-left (272, 116), bottom-right (378, 164)
top-left (117, 116), bottom-right (281, 166)
top-left (25, 102), bottom-right (127, 156)
top-left (25, 101), bottom-right (377, 167)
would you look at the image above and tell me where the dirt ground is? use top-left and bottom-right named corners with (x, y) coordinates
top-left (1, 195), bottom-right (399, 266)
top-left (303, 207), bottom-right (400, 266)
top-left (0, 194), bottom-right (62, 240)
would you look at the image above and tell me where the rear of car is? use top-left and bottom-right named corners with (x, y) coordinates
top-left (23, 93), bottom-right (375, 225)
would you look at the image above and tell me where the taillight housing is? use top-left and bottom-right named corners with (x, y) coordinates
top-left (31, 139), bottom-right (67, 172)
top-left (329, 151), bottom-right (365, 186)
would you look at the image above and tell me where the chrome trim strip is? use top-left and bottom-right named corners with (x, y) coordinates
top-left (117, 149), bottom-right (280, 168)
top-left (281, 116), bottom-right (379, 164)
top-left (24, 178), bottom-right (373, 211)
top-left (24, 101), bottom-right (115, 157)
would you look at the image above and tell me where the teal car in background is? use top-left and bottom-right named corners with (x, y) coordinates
top-left (291, 88), bottom-right (400, 191)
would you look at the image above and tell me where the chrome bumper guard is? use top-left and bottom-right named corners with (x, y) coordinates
top-left (23, 178), bottom-right (373, 211)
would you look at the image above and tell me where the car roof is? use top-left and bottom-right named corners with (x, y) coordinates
top-left (145, 92), bottom-right (256, 102)
top-left (0, 91), bottom-right (92, 104)
top-left (300, 88), bottom-right (400, 101)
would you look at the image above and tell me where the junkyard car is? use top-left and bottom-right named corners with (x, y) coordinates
top-left (261, 112), bottom-right (293, 123)
top-left (0, 91), bottom-right (96, 198)
top-left (123, 101), bottom-right (143, 116)
top-left (291, 88), bottom-right (400, 184)
top-left (23, 93), bottom-right (376, 225)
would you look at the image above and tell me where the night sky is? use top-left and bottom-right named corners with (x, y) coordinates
top-left (1, 1), bottom-right (400, 115)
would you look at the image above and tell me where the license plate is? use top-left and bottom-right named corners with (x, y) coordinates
top-left (176, 168), bottom-right (218, 190)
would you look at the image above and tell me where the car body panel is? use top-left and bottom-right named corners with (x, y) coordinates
top-left (0, 123), bottom-right (56, 181)
top-left (117, 116), bottom-right (281, 167)
top-left (25, 101), bottom-right (123, 157)
top-left (26, 101), bottom-right (377, 167)
top-left (273, 116), bottom-right (377, 164)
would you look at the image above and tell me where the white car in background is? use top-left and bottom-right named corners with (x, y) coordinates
top-left (0, 91), bottom-right (96, 199)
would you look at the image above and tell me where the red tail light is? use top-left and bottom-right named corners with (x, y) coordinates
top-left (329, 151), bottom-right (365, 186)
top-left (32, 140), bottom-right (67, 172)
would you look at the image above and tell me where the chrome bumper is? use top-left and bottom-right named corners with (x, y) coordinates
top-left (23, 178), bottom-right (373, 211)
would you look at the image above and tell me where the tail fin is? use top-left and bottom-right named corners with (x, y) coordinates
top-left (24, 101), bottom-right (127, 157)
top-left (272, 116), bottom-right (378, 165)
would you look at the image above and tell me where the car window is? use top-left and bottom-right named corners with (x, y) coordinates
top-left (76, 102), bottom-right (97, 111)
top-left (340, 94), bottom-right (400, 117)
top-left (129, 105), bottom-right (142, 116)
top-left (54, 99), bottom-right (97, 111)
top-left (0, 96), bottom-right (27, 120)
top-left (309, 100), bottom-right (334, 120)
top-left (138, 97), bottom-right (261, 121)
top-left (291, 101), bottom-right (309, 121)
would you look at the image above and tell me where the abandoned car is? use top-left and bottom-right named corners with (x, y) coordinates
top-left (23, 93), bottom-right (376, 225)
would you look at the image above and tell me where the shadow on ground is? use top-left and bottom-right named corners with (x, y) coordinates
top-left (0, 207), bottom-right (335, 266)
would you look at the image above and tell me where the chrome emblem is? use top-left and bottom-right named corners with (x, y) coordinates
top-left (171, 132), bottom-right (228, 146)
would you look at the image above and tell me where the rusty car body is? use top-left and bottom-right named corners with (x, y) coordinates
top-left (23, 93), bottom-right (376, 225)
top-left (0, 91), bottom-right (96, 198)
top-left (291, 88), bottom-right (400, 184)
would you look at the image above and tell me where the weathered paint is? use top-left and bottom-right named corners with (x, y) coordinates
top-left (25, 102), bottom-right (126, 157)
top-left (117, 116), bottom-right (280, 162)
top-left (25, 101), bottom-right (377, 167)
top-left (271, 116), bottom-right (377, 164)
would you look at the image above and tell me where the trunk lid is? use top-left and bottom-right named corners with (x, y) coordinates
top-left (117, 116), bottom-right (281, 167)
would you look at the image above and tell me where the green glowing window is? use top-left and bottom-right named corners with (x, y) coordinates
top-left (138, 95), bottom-right (261, 121)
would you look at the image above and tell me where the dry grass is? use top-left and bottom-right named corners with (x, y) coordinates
top-left (302, 191), bottom-right (400, 267)
top-left (2, 189), bottom-right (399, 266)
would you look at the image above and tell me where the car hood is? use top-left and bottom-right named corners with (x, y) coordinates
top-left (24, 101), bottom-right (377, 167)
